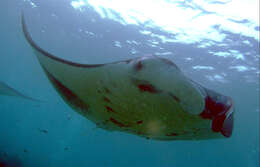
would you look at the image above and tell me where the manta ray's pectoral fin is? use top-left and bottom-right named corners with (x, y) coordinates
top-left (21, 12), bottom-right (107, 91)
top-left (21, 12), bottom-right (105, 73)
top-left (21, 12), bottom-right (107, 107)
top-left (0, 81), bottom-right (40, 102)
top-left (21, 13), bottom-right (235, 140)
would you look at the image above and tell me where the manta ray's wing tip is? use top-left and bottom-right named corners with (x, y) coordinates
top-left (21, 11), bottom-right (33, 46)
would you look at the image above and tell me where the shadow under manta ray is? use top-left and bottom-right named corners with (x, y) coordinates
top-left (21, 12), bottom-right (234, 141)
top-left (0, 81), bottom-right (39, 101)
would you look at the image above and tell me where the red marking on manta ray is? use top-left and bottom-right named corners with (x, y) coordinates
top-left (166, 133), bottom-right (178, 136)
top-left (42, 66), bottom-right (89, 111)
top-left (212, 114), bottom-right (226, 132)
top-left (105, 106), bottom-right (116, 113)
top-left (138, 84), bottom-right (158, 93)
top-left (200, 95), bottom-right (233, 137)
top-left (136, 120), bottom-right (143, 124)
top-left (200, 96), bottom-right (227, 119)
top-left (103, 97), bottom-right (111, 103)
top-left (109, 117), bottom-right (128, 127)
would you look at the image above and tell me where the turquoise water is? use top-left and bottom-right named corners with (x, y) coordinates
top-left (0, 0), bottom-right (259, 166)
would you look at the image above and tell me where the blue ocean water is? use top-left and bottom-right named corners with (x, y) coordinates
top-left (0, 0), bottom-right (259, 166)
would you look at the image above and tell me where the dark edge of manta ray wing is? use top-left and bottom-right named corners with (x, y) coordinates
top-left (21, 12), bottom-right (134, 68)
top-left (40, 66), bottom-right (90, 114)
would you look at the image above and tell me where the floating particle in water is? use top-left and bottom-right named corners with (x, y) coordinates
top-left (38, 128), bottom-right (48, 134)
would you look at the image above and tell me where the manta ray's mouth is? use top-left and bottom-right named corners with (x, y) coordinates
top-left (211, 98), bottom-right (234, 138)
top-left (220, 100), bottom-right (234, 137)
top-left (200, 91), bottom-right (234, 138)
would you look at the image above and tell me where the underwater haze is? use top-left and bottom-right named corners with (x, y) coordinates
top-left (0, 0), bottom-right (259, 166)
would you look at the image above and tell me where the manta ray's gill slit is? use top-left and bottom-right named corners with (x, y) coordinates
top-left (105, 106), bottom-right (117, 113)
top-left (101, 86), bottom-right (118, 113)
top-left (42, 67), bottom-right (90, 112)
top-left (98, 83), bottom-right (140, 115)
top-left (109, 117), bottom-right (128, 127)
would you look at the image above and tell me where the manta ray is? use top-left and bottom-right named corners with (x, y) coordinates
top-left (21, 13), bottom-right (234, 140)
top-left (0, 81), bottom-right (37, 101)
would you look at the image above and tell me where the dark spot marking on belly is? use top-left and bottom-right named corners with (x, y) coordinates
top-left (136, 120), bottom-right (143, 124)
top-left (110, 117), bottom-right (128, 127)
top-left (103, 97), bottom-right (111, 103)
top-left (166, 133), bottom-right (178, 136)
top-left (105, 106), bottom-right (116, 113)
top-left (131, 78), bottom-right (160, 94)
top-left (138, 84), bottom-right (158, 93)
top-left (104, 87), bottom-right (111, 94)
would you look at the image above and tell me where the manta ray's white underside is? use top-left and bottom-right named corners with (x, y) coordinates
top-left (21, 13), bottom-right (234, 140)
